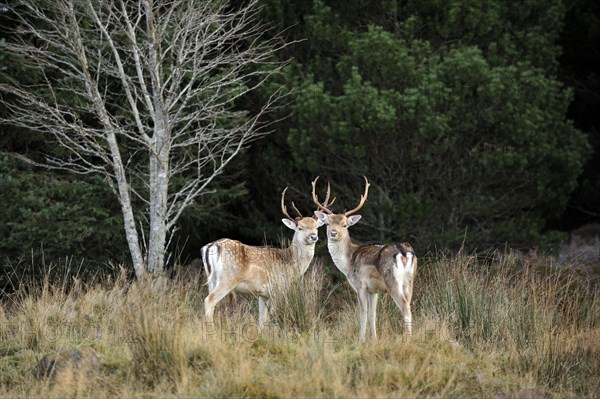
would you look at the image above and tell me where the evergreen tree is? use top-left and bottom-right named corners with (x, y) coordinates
top-left (249, 0), bottom-right (590, 250)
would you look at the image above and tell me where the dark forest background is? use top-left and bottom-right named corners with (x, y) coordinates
top-left (1, 0), bottom-right (598, 280)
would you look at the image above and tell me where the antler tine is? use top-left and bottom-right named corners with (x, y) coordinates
top-left (311, 176), bottom-right (334, 214)
top-left (281, 187), bottom-right (296, 221)
top-left (290, 201), bottom-right (303, 219)
top-left (344, 176), bottom-right (370, 216)
top-left (322, 181), bottom-right (337, 209)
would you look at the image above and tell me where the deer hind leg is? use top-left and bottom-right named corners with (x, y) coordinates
top-left (367, 292), bottom-right (378, 340)
top-left (204, 280), bottom-right (234, 324)
top-left (393, 252), bottom-right (414, 335)
top-left (403, 300), bottom-right (413, 335)
top-left (389, 288), bottom-right (412, 335)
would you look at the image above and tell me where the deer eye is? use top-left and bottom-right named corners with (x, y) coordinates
top-left (298, 227), bottom-right (303, 231)
top-left (341, 224), bottom-right (347, 228)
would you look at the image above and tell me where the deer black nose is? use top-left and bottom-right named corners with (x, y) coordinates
top-left (309, 234), bottom-right (318, 242)
top-left (329, 231), bottom-right (338, 238)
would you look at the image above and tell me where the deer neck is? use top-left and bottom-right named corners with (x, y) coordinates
top-left (286, 238), bottom-right (315, 276)
top-left (327, 235), bottom-right (357, 277)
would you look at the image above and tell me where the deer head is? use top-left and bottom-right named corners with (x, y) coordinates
top-left (312, 176), bottom-right (370, 243)
top-left (281, 186), bottom-right (324, 246)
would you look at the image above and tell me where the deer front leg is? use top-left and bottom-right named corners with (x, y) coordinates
top-left (357, 288), bottom-right (369, 343)
top-left (367, 292), bottom-right (378, 340)
top-left (258, 296), bottom-right (270, 327)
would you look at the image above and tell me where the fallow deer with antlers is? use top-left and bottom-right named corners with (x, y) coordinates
top-left (312, 177), bottom-right (416, 342)
top-left (202, 186), bottom-right (324, 326)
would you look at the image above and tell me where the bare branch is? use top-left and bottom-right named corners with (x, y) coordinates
top-left (0, 0), bottom-right (286, 275)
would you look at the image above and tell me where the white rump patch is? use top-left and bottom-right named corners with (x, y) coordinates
top-left (404, 252), bottom-right (414, 273)
top-left (394, 251), bottom-right (414, 273)
top-left (205, 246), bottom-right (221, 291)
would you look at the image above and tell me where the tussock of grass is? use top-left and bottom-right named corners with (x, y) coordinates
top-left (0, 254), bottom-right (598, 398)
top-left (268, 258), bottom-right (331, 334)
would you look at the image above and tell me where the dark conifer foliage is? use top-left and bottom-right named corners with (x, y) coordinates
top-left (0, 0), bottom-right (598, 277)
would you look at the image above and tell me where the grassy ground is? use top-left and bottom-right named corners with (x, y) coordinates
top-left (0, 254), bottom-right (598, 398)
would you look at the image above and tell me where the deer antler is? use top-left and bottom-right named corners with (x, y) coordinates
top-left (291, 201), bottom-right (303, 218)
top-left (311, 176), bottom-right (336, 215)
top-left (344, 176), bottom-right (370, 216)
top-left (281, 187), bottom-right (303, 221)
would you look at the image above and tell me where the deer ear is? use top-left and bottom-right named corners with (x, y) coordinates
top-left (347, 214), bottom-right (362, 226)
top-left (316, 217), bottom-right (325, 227)
top-left (314, 211), bottom-right (328, 224)
top-left (282, 218), bottom-right (297, 230)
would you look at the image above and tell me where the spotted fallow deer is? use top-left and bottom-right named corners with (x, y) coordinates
top-left (202, 186), bottom-right (325, 326)
top-left (312, 177), bottom-right (416, 342)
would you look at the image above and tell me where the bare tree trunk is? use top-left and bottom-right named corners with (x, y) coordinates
top-left (146, 0), bottom-right (169, 274)
top-left (147, 128), bottom-right (170, 274)
top-left (0, 0), bottom-right (285, 278)
top-left (108, 132), bottom-right (146, 279)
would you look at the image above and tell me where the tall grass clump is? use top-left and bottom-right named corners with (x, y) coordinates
top-left (123, 285), bottom-right (187, 389)
top-left (0, 254), bottom-right (598, 398)
top-left (416, 252), bottom-right (600, 395)
top-left (268, 258), bottom-right (332, 334)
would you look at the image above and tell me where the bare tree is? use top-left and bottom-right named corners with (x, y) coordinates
top-left (0, 0), bottom-right (284, 278)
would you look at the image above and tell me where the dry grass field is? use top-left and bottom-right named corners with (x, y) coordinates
top-left (0, 253), bottom-right (598, 398)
